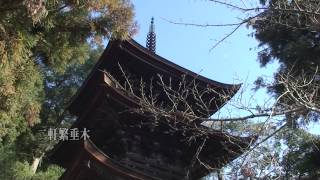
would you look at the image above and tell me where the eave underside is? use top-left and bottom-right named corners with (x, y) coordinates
top-left (59, 138), bottom-right (251, 180)
top-left (51, 84), bottom-right (254, 179)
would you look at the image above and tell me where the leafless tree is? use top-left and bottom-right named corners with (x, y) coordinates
top-left (154, 1), bottom-right (320, 178)
top-left (99, 63), bottom-right (320, 179)
top-left (165, 0), bottom-right (320, 49)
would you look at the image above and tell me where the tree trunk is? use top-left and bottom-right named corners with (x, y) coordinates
top-left (31, 154), bottom-right (44, 174)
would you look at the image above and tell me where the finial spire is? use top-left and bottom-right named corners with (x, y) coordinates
top-left (146, 17), bottom-right (156, 53)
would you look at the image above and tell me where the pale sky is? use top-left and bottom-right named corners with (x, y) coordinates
top-left (131, 0), bottom-right (278, 85)
top-left (130, 0), bottom-right (320, 135)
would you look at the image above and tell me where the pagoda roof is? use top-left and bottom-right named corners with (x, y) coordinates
top-left (68, 39), bottom-right (240, 118)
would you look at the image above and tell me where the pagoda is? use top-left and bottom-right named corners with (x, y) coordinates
top-left (50, 19), bottom-right (254, 180)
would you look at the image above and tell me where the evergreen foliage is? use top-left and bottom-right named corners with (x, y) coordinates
top-left (281, 130), bottom-right (320, 178)
top-left (0, 0), bottom-right (135, 178)
top-left (251, 0), bottom-right (320, 177)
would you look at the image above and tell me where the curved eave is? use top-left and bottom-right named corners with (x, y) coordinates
top-left (126, 39), bottom-right (240, 90)
top-left (83, 139), bottom-right (160, 180)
